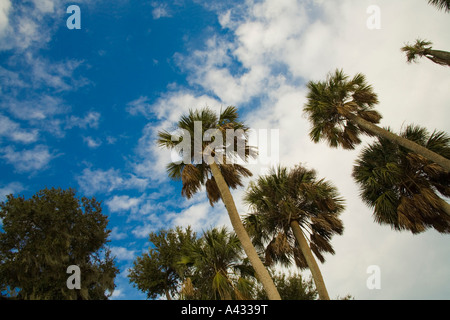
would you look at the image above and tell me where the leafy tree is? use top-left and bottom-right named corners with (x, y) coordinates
top-left (244, 165), bottom-right (345, 300)
top-left (157, 106), bottom-right (281, 300)
top-left (128, 227), bottom-right (198, 300)
top-left (427, 0), bottom-right (450, 12)
top-left (402, 39), bottom-right (450, 67)
top-left (0, 187), bottom-right (118, 300)
top-left (353, 125), bottom-right (450, 234)
top-left (303, 69), bottom-right (450, 171)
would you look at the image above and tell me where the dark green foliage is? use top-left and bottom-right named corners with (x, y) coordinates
top-left (179, 227), bottom-right (255, 300)
top-left (128, 227), bottom-right (198, 300)
top-left (255, 273), bottom-right (318, 300)
top-left (0, 187), bottom-right (118, 300)
top-left (129, 226), bottom-right (322, 300)
top-left (129, 226), bottom-right (256, 300)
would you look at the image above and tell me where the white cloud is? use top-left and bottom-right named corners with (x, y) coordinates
top-left (3, 94), bottom-right (69, 121)
top-left (0, 144), bottom-right (53, 172)
top-left (24, 53), bottom-right (88, 91)
top-left (110, 288), bottom-right (123, 299)
top-left (76, 167), bottom-right (149, 196)
top-left (0, 0), bottom-right (11, 35)
top-left (110, 246), bottom-right (136, 261)
top-left (126, 96), bottom-right (153, 118)
top-left (31, 0), bottom-right (55, 14)
top-left (0, 181), bottom-right (24, 201)
top-left (110, 226), bottom-right (128, 241)
top-left (0, 114), bottom-right (38, 143)
top-left (131, 223), bottom-right (155, 239)
top-left (66, 111), bottom-right (101, 129)
top-left (106, 195), bottom-right (142, 213)
top-left (83, 136), bottom-right (102, 149)
top-left (151, 3), bottom-right (171, 19)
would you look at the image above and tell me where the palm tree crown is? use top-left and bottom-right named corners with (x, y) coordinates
top-left (244, 165), bottom-right (345, 266)
top-left (401, 39), bottom-right (450, 67)
top-left (180, 227), bottom-right (254, 300)
top-left (157, 106), bottom-right (256, 205)
top-left (303, 69), bottom-right (381, 150)
top-left (244, 164), bottom-right (345, 300)
top-left (353, 125), bottom-right (450, 234)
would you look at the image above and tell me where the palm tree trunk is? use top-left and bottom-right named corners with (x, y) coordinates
top-left (425, 49), bottom-right (450, 66)
top-left (290, 220), bottom-right (330, 300)
top-left (209, 162), bottom-right (282, 300)
top-left (347, 114), bottom-right (450, 172)
top-left (165, 289), bottom-right (172, 300)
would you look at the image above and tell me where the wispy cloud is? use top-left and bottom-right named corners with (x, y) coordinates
top-left (0, 0), bottom-right (92, 157)
top-left (106, 195), bottom-right (142, 213)
top-left (110, 226), bottom-right (128, 241)
top-left (0, 114), bottom-right (39, 143)
top-left (66, 111), bottom-right (101, 130)
top-left (126, 96), bottom-right (153, 118)
top-left (0, 144), bottom-right (53, 173)
top-left (83, 136), bottom-right (102, 149)
top-left (76, 167), bottom-right (149, 196)
top-left (0, 181), bottom-right (24, 201)
top-left (110, 246), bottom-right (136, 261)
top-left (151, 2), bottom-right (171, 19)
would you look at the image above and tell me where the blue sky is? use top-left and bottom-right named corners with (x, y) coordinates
top-left (1, 0), bottom-right (449, 300)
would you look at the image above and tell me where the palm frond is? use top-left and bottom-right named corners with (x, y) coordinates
top-left (352, 124), bottom-right (450, 234)
top-left (428, 0), bottom-right (450, 12)
top-left (401, 39), bottom-right (433, 63)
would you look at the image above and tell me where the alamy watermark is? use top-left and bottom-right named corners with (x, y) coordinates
top-left (366, 5), bottom-right (381, 30)
top-left (366, 265), bottom-right (381, 290)
top-left (67, 5), bottom-right (81, 30)
top-left (66, 265), bottom-right (81, 290)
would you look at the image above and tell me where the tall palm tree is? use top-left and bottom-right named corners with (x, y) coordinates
top-left (243, 164), bottom-right (345, 300)
top-left (427, 0), bottom-right (450, 12)
top-left (180, 227), bottom-right (254, 300)
top-left (303, 69), bottom-right (450, 172)
top-left (401, 39), bottom-right (450, 67)
top-left (352, 125), bottom-right (450, 234)
top-left (157, 106), bottom-right (281, 300)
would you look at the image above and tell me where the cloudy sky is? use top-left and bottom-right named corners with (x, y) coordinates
top-left (0, 0), bottom-right (449, 300)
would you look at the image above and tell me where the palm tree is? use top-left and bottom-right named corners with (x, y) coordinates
top-left (401, 39), bottom-right (450, 67)
top-left (180, 227), bottom-right (255, 300)
top-left (157, 106), bottom-right (281, 300)
top-left (427, 0), bottom-right (450, 12)
top-left (303, 69), bottom-right (450, 172)
top-left (243, 164), bottom-right (345, 300)
top-left (352, 125), bottom-right (450, 234)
